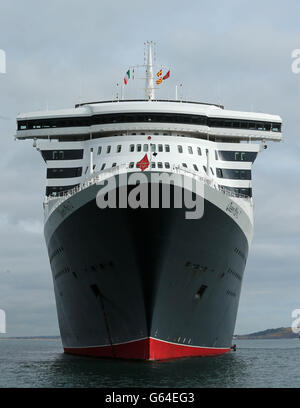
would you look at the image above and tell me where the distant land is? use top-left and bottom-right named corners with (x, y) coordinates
top-left (0, 328), bottom-right (299, 341)
top-left (234, 327), bottom-right (299, 340)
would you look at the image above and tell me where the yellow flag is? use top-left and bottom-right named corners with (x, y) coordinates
top-left (156, 78), bottom-right (162, 85)
top-left (156, 69), bottom-right (162, 77)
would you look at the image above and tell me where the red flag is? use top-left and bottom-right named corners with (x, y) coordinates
top-left (163, 70), bottom-right (170, 80)
top-left (136, 154), bottom-right (149, 172)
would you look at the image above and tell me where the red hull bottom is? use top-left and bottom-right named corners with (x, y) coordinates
top-left (64, 338), bottom-right (230, 360)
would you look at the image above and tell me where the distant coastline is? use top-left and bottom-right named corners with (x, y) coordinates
top-left (234, 327), bottom-right (299, 340)
top-left (0, 328), bottom-right (298, 341)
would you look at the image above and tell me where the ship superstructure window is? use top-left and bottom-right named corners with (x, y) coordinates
top-left (129, 162), bottom-right (134, 168)
top-left (216, 168), bottom-right (251, 180)
top-left (41, 149), bottom-right (84, 161)
top-left (182, 163), bottom-right (187, 168)
top-left (165, 162), bottom-right (170, 169)
top-left (137, 144), bottom-right (142, 152)
top-left (197, 147), bottom-right (202, 156)
top-left (217, 151), bottom-right (258, 162)
top-left (101, 163), bottom-right (106, 170)
top-left (143, 144), bottom-right (149, 152)
top-left (220, 185), bottom-right (252, 197)
top-left (158, 144), bottom-right (163, 152)
top-left (46, 184), bottom-right (80, 196)
top-left (47, 167), bottom-right (82, 179)
top-left (165, 144), bottom-right (170, 152)
top-left (178, 145), bottom-right (183, 153)
top-left (193, 164), bottom-right (199, 171)
top-left (117, 145), bottom-right (122, 153)
top-left (188, 146), bottom-right (193, 154)
top-left (130, 144), bottom-right (135, 152)
top-left (97, 146), bottom-right (102, 155)
top-left (18, 113), bottom-right (282, 133)
top-left (158, 162), bottom-right (163, 168)
top-left (106, 145), bottom-right (111, 154)
top-left (151, 162), bottom-right (156, 168)
top-left (151, 144), bottom-right (156, 152)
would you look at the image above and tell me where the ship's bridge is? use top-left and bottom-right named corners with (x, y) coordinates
top-left (16, 99), bottom-right (282, 143)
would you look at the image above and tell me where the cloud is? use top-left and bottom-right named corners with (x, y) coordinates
top-left (0, 0), bottom-right (299, 335)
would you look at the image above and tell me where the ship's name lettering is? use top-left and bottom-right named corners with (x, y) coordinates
top-left (57, 202), bottom-right (74, 218)
top-left (226, 202), bottom-right (241, 219)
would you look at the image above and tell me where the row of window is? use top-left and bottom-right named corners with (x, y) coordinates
top-left (41, 149), bottom-right (83, 161)
top-left (216, 168), bottom-right (251, 180)
top-left (216, 151), bottom-right (257, 162)
top-left (41, 147), bottom-right (258, 164)
top-left (17, 112), bottom-right (282, 132)
top-left (220, 185), bottom-right (252, 197)
top-left (47, 163), bottom-right (252, 182)
top-left (46, 184), bottom-right (79, 196)
top-left (97, 143), bottom-right (172, 155)
top-left (47, 167), bottom-right (82, 179)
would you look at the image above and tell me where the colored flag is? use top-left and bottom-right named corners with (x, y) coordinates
top-left (156, 78), bottom-right (162, 85)
top-left (124, 69), bottom-right (130, 85)
top-left (137, 154), bottom-right (150, 172)
top-left (163, 70), bottom-right (170, 80)
top-left (156, 69), bottom-right (162, 77)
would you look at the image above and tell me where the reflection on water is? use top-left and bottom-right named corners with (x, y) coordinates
top-left (0, 338), bottom-right (300, 387)
top-left (46, 349), bottom-right (248, 388)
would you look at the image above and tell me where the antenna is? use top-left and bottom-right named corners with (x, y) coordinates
top-left (145, 41), bottom-right (155, 100)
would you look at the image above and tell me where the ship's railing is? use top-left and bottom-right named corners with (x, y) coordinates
top-left (44, 163), bottom-right (251, 218)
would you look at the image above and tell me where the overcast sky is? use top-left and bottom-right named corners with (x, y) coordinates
top-left (0, 0), bottom-right (299, 336)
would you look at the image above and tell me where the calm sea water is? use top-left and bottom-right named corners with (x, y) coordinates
top-left (0, 338), bottom-right (299, 388)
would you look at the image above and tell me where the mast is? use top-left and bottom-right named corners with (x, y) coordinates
top-left (145, 41), bottom-right (155, 100)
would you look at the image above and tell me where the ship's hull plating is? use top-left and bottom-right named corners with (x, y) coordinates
top-left (45, 176), bottom-right (249, 360)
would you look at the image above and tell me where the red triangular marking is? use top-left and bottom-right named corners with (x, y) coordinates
top-left (136, 154), bottom-right (150, 172)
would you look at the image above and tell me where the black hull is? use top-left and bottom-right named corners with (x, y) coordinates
top-left (45, 180), bottom-right (249, 360)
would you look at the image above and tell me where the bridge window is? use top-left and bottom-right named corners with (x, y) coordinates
top-left (188, 146), bottom-right (193, 154)
top-left (216, 168), bottom-right (251, 180)
top-left (165, 144), bottom-right (170, 152)
top-left (41, 149), bottom-right (84, 161)
top-left (47, 167), bottom-right (82, 179)
top-left (178, 145), bottom-right (183, 153)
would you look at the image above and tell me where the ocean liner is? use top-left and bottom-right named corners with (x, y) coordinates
top-left (16, 43), bottom-right (282, 360)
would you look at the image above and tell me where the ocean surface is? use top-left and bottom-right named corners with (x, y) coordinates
top-left (0, 338), bottom-right (299, 388)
